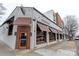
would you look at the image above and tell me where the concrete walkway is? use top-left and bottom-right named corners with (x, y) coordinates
top-left (0, 41), bottom-right (15, 56)
top-left (0, 40), bottom-right (76, 56)
top-left (34, 41), bottom-right (76, 56)
top-left (16, 41), bottom-right (77, 56)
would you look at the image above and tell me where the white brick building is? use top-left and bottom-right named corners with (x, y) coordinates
top-left (0, 6), bottom-right (65, 50)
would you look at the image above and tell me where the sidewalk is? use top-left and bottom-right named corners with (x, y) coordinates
top-left (0, 41), bottom-right (15, 56)
top-left (0, 40), bottom-right (76, 56)
top-left (34, 41), bottom-right (76, 56)
top-left (16, 41), bottom-right (77, 56)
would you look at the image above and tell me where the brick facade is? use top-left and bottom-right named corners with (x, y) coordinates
top-left (55, 13), bottom-right (64, 28)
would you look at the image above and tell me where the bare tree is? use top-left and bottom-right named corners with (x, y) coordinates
top-left (64, 15), bottom-right (78, 40)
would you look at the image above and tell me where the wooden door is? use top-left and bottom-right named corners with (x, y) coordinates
top-left (16, 26), bottom-right (30, 49)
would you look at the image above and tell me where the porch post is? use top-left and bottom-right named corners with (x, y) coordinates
top-left (57, 34), bottom-right (59, 42)
top-left (59, 34), bottom-right (60, 41)
top-left (30, 19), bottom-right (37, 49)
top-left (62, 34), bottom-right (63, 41)
top-left (61, 34), bottom-right (62, 40)
top-left (46, 31), bottom-right (49, 44)
top-left (64, 34), bottom-right (66, 40)
top-left (62, 34), bottom-right (63, 40)
top-left (55, 33), bottom-right (57, 41)
top-left (63, 34), bottom-right (64, 40)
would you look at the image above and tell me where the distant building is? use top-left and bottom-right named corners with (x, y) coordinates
top-left (55, 13), bottom-right (64, 28)
top-left (44, 10), bottom-right (67, 40)
top-left (44, 10), bottom-right (64, 28)
top-left (44, 10), bottom-right (56, 23)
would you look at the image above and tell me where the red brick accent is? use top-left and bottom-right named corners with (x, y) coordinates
top-left (55, 13), bottom-right (64, 28)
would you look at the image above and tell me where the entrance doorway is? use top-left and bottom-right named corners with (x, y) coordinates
top-left (16, 26), bottom-right (30, 49)
top-left (20, 32), bottom-right (27, 48)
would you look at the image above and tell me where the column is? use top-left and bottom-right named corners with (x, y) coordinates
top-left (30, 20), bottom-right (36, 49)
top-left (59, 34), bottom-right (60, 41)
top-left (64, 34), bottom-right (66, 40)
top-left (63, 34), bottom-right (64, 40)
top-left (62, 34), bottom-right (63, 40)
top-left (55, 33), bottom-right (57, 41)
top-left (61, 34), bottom-right (63, 40)
top-left (57, 34), bottom-right (59, 42)
top-left (46, 31), bottom-right (49, 44)
top-left (62, 34), bottom-right (63, 41)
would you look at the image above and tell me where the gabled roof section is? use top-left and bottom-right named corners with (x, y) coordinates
top-left (2, 16), bottom-right (14, 24)
top-left (1, 6), bottom-right (61, 29)
top-left (33, 8), bottom-right (61, 28)
top-left (1, 7), bottom-right (17, 26)
top-left (20, 6), bottom-right (25, 15)
top-left (44, 10), bottom-right (55, 22)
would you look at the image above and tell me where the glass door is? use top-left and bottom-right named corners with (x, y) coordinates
top-left (20, 32), bottom-right (27, 48)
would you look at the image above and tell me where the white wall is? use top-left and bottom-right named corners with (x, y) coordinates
top-left (0, 24), bottom-right (17, 49)
top-left (30, 19), bottom-right (37, 49)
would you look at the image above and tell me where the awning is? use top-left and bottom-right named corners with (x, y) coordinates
top-left (50, 28), bottom-right (58, 33)
top-left (13, 17), bottom-right (31, 26)
top-left (37, 23), bottom-right (50, 32)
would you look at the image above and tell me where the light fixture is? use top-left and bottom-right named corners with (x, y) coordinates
top-left (33, 19), bottom-right (36, 21)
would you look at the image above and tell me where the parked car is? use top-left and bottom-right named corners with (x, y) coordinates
top-left (74, 35), bottom-right (79, 55)
top-left (75, 36), bottom-right (79, 40)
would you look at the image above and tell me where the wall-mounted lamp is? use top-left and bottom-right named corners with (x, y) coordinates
top-left (30, 32), bottom-right (32, 36)
top-left (6, 26), bottom-right (8, 29)
top-left (33, 19), bottom-right (36, 21)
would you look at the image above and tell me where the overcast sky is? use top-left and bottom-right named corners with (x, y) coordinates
top-left (0, 0), bottom-right (79, 26)
top-left (0, 0), bottom-right (79, 23)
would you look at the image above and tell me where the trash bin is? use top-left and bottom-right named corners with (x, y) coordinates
top-left (75, 36), bottom-right (79, 56)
